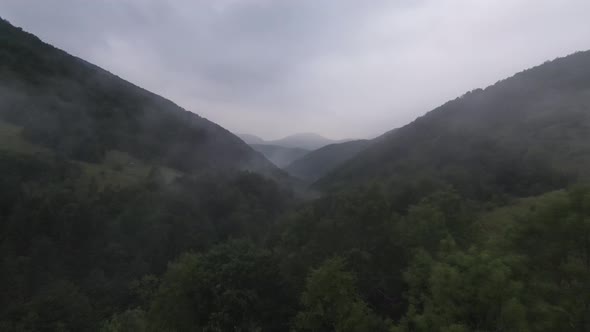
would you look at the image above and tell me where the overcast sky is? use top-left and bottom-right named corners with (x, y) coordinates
top-left (2, 0), bottom-right (590, 139)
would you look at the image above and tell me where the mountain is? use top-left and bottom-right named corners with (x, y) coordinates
top-left (316, 51), bottom-right (590, 200)
top-left (268, 132), bottom-right (348, 150)
top-left (250, 144), bottom-right (310, 168)
top-left (285, 140), bottom-right (370, 181)
top-left (238, 133), bottom-right (266, 145)
top-left (239, 132), bottom-right (350, 150)
top-left (0, 18), bottom-right (279, 176)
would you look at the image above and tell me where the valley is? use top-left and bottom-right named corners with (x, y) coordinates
top-left (0, 14), bottom-right (589, 332)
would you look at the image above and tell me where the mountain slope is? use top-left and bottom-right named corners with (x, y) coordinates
top-left (0, 18), bottom-right (297, 330)
top-left (285, 140), bottom-right (370, 181)
top-left (250, 144), bottom-right (309, 168)
top-left (0, 18), bottom-right (279, 175)
top-left (317, 51), bottom-right (590, 199)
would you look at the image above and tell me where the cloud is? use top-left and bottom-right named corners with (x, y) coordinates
top-left (1, 0), bottom-right (589, 139)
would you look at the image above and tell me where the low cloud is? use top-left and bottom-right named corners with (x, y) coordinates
top-left (2, 0), bottom-right (589, 139)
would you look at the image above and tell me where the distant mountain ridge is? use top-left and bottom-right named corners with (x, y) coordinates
top-left (238, 133), bottom-right (266, 145)
top-left (285, 140), bottom-right (370, 181)
top-left (239, 132), bottom-right (351, 150)
top-left (250, 144), bottom-right (309, 168)
top-left (269, 133), bottom-right (348, 150)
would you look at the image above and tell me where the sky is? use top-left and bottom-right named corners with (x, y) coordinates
top-left (1, 1), bottom-right (590, 140)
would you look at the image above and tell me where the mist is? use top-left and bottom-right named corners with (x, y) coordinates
top-left (1, 0), bottom-right (589, 139)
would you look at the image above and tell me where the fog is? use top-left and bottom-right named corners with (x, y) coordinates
top-left (1, 0), bottom-right (589, 139)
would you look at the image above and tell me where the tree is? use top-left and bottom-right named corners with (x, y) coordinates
top-left (148, 240), bottom-right (293, 331)
top-left (511, 187), bottom-right (590, 331)
top-left (100, 309), bottom-right (147, 332)
top-left (294, 257), bottom-right (390, 332)
top-left (396, 239), bottom-right (528, 332)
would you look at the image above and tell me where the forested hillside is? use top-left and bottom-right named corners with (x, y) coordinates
top-left (0, 18), bottom-right (294, 331)
top-left (0, 152), bottom-right (296, 331)
top-left (0, 18), bottom-right (278, 175)
top-left (318, 51), bottom-right (590, 200)
top-left (286, 139), bottom-right (370, 181)
top-left (0, 18), bottom-right (589, 332)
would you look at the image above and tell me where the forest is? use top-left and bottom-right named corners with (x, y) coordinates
top-left (0, 16), bottom-right (589, 332)
top-left (2, 151), bottom-right (588, 331)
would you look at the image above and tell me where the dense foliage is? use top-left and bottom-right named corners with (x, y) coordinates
top-left (0, 152), bottom-right (294, 331)
top-left (2, 154), bottom-right (589, 331)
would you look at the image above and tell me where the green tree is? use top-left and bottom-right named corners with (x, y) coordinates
top-left (148, 240), bottom-right (292, 331)
top-left (294, 257), bottom-right (390, 332)
top-left (100, 308), bottom-right (148, 332)
top-left (511, 187), bottom-right (590, 331)
top-left (396, 239), bottom-right (528, 332)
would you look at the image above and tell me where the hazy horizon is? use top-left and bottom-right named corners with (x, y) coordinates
top-left (238, 132), bottom-right (362, 143)
top-left (2, 0), bottom-right (589, 139)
